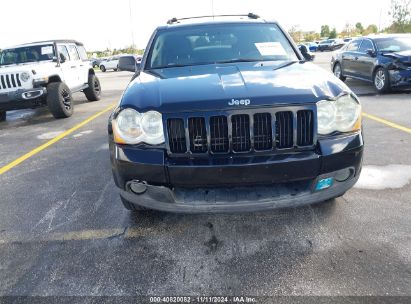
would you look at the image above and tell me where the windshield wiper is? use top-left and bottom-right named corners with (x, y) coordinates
top-left (149, 62), bottom-right (214, 69)
top-left (272, 60), bottom-right (299, 71)
top-left (214, 58), bottom-right (272, 64)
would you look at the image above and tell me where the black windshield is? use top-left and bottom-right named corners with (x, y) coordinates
top-left (0, 44), bottom-right (55, 66)
top-left (146, 23), bottom-right (298, 69)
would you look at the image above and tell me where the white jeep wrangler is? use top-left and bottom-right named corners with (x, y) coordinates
top-left (0, 40), bottom-right (101, 121)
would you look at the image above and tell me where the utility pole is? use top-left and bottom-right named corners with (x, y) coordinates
top-left (378, 8), bottom-right (382, 32)
top-left (211, 0), bottom-right (215, 19)
top-left (129, 0), bottom-right (136, 50)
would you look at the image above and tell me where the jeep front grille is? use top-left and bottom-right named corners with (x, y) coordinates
top-left (0, 73), bottom-right (22, 90)
top-left (165, 107), bottom-right (315, 155)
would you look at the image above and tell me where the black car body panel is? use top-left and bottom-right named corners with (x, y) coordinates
top-left (109, 18), bottom-right (364, 213)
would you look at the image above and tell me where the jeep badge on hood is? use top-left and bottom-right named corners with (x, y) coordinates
top-left (228, 98), bottom-right (251, 106)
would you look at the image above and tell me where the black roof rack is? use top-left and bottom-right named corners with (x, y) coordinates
top-left (20, 40), bottom-right (84, 46)
top-left (167, 13), bottom-right (260, 25)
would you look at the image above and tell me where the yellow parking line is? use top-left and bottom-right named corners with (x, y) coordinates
top-left (362, 112), bottom-right (411, 134)
top-left (0, 103), bottom-right (116, 176)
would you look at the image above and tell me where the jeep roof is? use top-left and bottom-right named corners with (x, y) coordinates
top-left (160, 13), bottom-right (271, 30)
top-left (4, 40), bottom-right (84, 50)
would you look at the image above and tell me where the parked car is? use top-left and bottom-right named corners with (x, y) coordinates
top-left (307, 42), bottom-right (318, 52)
top-left (0, 40), bottom-right (101, 121)
top-left (100, 56), bottom-right (120, 72)
top-left (118, 55), bottom-right (140, 72)
top-left (109, 13), bottom-right (363, 213)
top-left (318, 39), bottom-right (335, 51)
top-left (90, 58), bottom-right (102, 68)
top-left (343, 38), bottom-right (352, 43)
top-left (330, 39), bottom-right (345, 50)
top-left (318, 39), bottom-right (344, 51)
top-left (331, 34), bottom-right (411, 93)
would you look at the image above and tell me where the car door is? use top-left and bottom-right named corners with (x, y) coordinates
top-left (57, 44), bottom-right (78, 89)
top-left (356, 39), bottom-right (377, 81)
top-left (106, 57), bottom-right (117, 69)
top-left (76, 45), bottom-right (91, 84)
top-left (341, 39), bottom-right (362, 76)
top-left (111, 56), bottom-right (119, 70)
top-left (66, 44), bottom-right (83, 89)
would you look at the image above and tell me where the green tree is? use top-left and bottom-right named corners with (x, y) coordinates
top-left (355, 22), bottom-right (364, 34)
top-left (320, 25), bottom-right (330, 37)
top-left (389, 0), bottom-right (411, 32)
top-left (341, 23), bottom-right (353, 37)
top-left (329, 28), bottom-right (337, 39)
top-left (365, 24), bottom-right (378, 34)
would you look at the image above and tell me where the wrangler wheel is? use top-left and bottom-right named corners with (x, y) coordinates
top-left (84, 74), bottom-right (101, 101)
top-left (47, 82), bottom-right (73, 118)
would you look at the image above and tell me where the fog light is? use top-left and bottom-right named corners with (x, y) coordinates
top-left (334, 168), bottom-right (353, 182)
top-left (21, 90), bottom-right (43, 100)
top-left (315, 177), bottom-right (333, 191)
top-left (129, 180), bottom-right (147, 194)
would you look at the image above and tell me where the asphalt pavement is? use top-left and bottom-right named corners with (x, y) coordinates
top-left (0, 54), bottom-right (410, 301)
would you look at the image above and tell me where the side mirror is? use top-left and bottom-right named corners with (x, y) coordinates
top-left (299, 45), bottom-right (314, 61)
top-left (118, 59), bottom-right (141, 72)
top-left (52, 56), bottom-right (58, 62)
top-left (59, 53), bottom-right (66, 63)
top-left (366, 49), bottom-right (376, 57)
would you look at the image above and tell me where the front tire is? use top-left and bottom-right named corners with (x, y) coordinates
top-left (0, 111), bottom-right (6, 122)
top-left (333, 63), bottom-right (346, 81)
top-left (100, 65), bottom-right (106, 72)
top-left (373, 67), bottom-right (390, 93)
top-left (120, 195), bottom-right (148, 211)
top-left (84, 74), bottom-right (101, 101)
top-left (47, 82), bottom-right (73, 118)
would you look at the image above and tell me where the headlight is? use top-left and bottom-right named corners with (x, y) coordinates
top-left (317, 94), bottom-right (361, 135)
top-left (20, 72), bottom-right (31, 82)
top-left (113, 108), bottom-right (164, 145)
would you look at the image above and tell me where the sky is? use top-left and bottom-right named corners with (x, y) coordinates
top-left (1, 0), bottom-right (392, 51)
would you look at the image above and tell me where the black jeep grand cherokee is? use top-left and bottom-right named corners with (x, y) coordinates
top-left (108, 14), bottom-right (363, 213)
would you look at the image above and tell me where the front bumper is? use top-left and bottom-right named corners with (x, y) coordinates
top-left (0, 87), bottom-right (47, 111)
top-left (389, 69), bottom-right (411, 88)
top-left (110, 132), bottom-right (363, 213)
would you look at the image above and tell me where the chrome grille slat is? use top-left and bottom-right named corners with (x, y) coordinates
top-left (210, 116), bottom-right (229, 153)
top-left (232, 114), bottom-right (251, 152)
top-left (188, 117), bottom-right (207, 153)
top-left (297, 110), bottom-right (314, 146)
top-left (167, 119), bottom-right (186, 153)
top-left (254, 113), bottom-right (272, 150)
top-left (276, 111), bottom-right (293, 149)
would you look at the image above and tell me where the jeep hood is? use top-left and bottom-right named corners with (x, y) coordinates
top-left (120, 61), bottom-right (352, 113)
